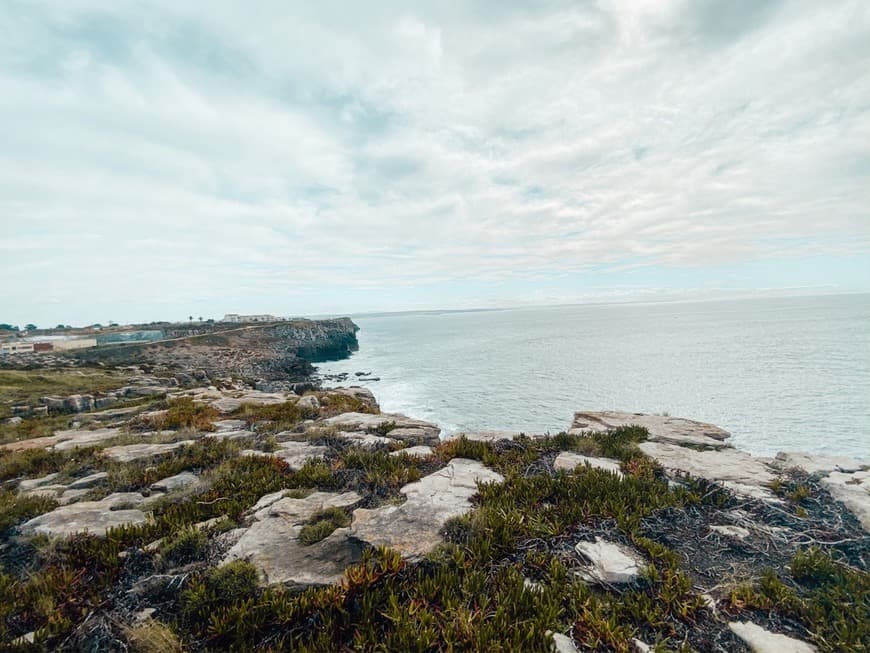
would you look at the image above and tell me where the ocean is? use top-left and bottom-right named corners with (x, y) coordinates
top-left (316, 294), bottom-right (870, 459)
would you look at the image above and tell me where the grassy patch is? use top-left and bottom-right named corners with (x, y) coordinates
top-left (159, 526), bottom-right (208, 566)
top-left (154, 397), bottom-right (218, 432)
top-left (0, 368), bottom-right (125, 418)
top-left (0, 490), bottom-right (58, 533)
top-left (298, 507), bottom-right (351, 545)
top-left (231, 400), bottom-right (314, 433)
top-left (124, 619), bottom-right (183, 653)
top-left (727, 548), bottom-right (869, 652)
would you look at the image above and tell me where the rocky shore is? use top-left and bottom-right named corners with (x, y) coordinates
top-left (0, 382), bottom-right (867, 651)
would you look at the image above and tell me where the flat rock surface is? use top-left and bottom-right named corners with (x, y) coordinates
top-left (821, 469), bottom-right (870, 531)
top-left (571, 412), bottom-right (731, 448)
top-left (241, 441), bottom-right (329, 470)
top-left (101, 440), bottom-right (195, 463)
top-left (68, 471), bottom-right (109, 490)
top-left (323, 412), bottom-right (441, 445)
top-left (729, 621), bottom-right (818, 653)
top-left (458, 430), bottom-right (543, 442)
top-left (351, 458), bottom-right (503, 558)
top-left (224, 491), bottom-right (362, 585)
top-left (390, 445), bottom-right (435, 458)
top-left (639, 441), bottom-right (777, 500)
top-left (553, 452), bottom-right (623, 477)
top-left (208, 391), bottom-right (295, 414)
top-left (335, 431), bottom-right (395, 449)
top-left (151, 471), bottom-right (200, 492)
top-left (2, 427), bottom-right (123, 452)
top-left (20, 492), bottom-right (149, 537)
top-left (574, 537), bottom-right (644, 585)
top-left (771, 451), bottom-right (866, 475)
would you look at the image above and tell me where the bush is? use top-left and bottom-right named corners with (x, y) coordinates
top-left (298, 507), bottom-right (350, 545)
top-left (160, 526), bottom-right (208, 565)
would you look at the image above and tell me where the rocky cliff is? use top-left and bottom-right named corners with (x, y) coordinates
top-left (71, 318), bottom-right (359, 382)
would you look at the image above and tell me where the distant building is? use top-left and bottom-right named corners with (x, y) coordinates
top-left (222, 314), bottom-right (278, 323)
top-left (0, 342), bottom-right (35, 355)
top-left (50, 338), bottom-right (97, 351)
top-left (33, 342), bottom-right (53, 353)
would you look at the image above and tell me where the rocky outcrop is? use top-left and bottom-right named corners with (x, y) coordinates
top-left (324, 412), bottom-right (441, 445)
top-left (223, 491), bottom-right (363, 586)
top-left (20, 493), bottom-right (151, 537)
top-left (350, 459), bottom-right (503, 558)
top-left (72, 318), bottom-right (359, 382)
top-left (553, 452), bottom-right (623, 477)
top-left (571, 411), bottom-right (731, 448)
top-left (574, 538), bottom-right (645, 585)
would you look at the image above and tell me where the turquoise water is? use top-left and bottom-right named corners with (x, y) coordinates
top-left (317, 294), bottom-right (870, 459)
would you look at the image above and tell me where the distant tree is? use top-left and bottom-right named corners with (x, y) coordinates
top-left (24, 324), bottom-right (37, 331)
top-left (188, 315), bottom-right (193, 323)
top-left (198, 316), bottom-right (203, 322)
top-left (0, 324), bottom-right (19, 332)
top-left (56, 324), bottom-right (66, 330)
top-left (206, 318), bottom-right (215, 324)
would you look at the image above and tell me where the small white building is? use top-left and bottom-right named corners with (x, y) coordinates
top-left (50, 338), bottom-right (97, 351)
top-left (222, 314), bottom-right (278, 323)
top-left (0, 342), bottom-right (35, 355)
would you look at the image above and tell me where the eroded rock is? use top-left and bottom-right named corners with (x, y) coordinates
top-left (553, 452), bottom-right (623, 477)
top-left (571, 411), bottom-right (730, 448)
top-left (574, 537), bottom-right (644, 585)
top-left (728, 621), bottom-right (818, 653)
top-left (102, 440), bottom-right (195, 463)
top-left (20, 492), bottom-right (149, 537)
top-left (223, 491), bottom-right (362, 585)
top-left (821, 469), bottom-right (870, 531)
top-left (351, 458), bottom-right (503, 558)
top-left (390, 445), bottom-right (434, 459)
top-left (324, 412), bottom-right (441, 445)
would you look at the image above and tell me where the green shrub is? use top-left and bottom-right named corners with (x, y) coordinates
top-left (160, 526), bottom-right (208, 565)
top-left (0, 489), bottom-right (58, 532)
top-left (156, 397), bottom-right (218, 432)
top-left (298, 507), bottom-right (350, 545)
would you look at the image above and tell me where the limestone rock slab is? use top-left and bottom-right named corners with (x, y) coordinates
top-left (102, 440), bottom-right (195, 463)
top-left (324, 412), bottom-right (441, 445)
top-left (821, 469), bottom-right (870, 531)
top-left (729, 621), bottom-right (817, 653)
top-left (554, 452), bottom-right (623, 477)
top-left (223, 491), bottom-right (362, 586)
top-left (20, 492), bottom-right (149, 537)
top-left (351, 458), bottom-right (503, 558)
top-left (390, 445), bottom-right (435, 459)
top-left (151, 471), bottom-right (200, 493)
top-left (639, 441), bottom-right (777, 500)
top-left (772, 452), bottom-right (866, 475)
top-left (574, 538), bottom-right (644, 585)
top-left (571, 412), bottom-right (730, 448)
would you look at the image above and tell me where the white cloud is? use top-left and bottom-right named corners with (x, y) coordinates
top-left (0, 0), bottom-right (869, 325)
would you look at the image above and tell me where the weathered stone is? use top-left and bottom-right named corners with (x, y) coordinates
top-left (20, 492), bottom-right (149, 537)
top-left (151, 471), bottom-right (200, 493)
top-left (68, 471), bottom-right (109, 490)
top-left (571, 411), bottom-right (731, 448)
top-left (101, 440), bottom-right (195, 463)
top-left (213, 419), bottom-right (248, 431)
top-left (821, 469), bottom-right (870, 531)
top-left (324, 412), bottom-right (441, 445)
top-left (335, 431), bottom-right (395, 449)
top-left (296, 394), bottom-right (320, 412)
top-left (574, 538), bottom-right (644, 585)
top-left (20, 484), bottom-right (67, 500)
top-left (1, 427), bottom-right (123, 453)
top-left (639, 441), bottom-right (777, 500)
top-left (351, 459), bottom-right (503, 558)
top-left (17, 473), bottom-right (60, 492)
top-left (553, 452), bottom-right (623, 477)
top-left (709, 525), bottom-right (751, 539)
top-left (5, 416), bottom-right (23, 426)
top-left (242, 441), bottom-right (329, 470)
top-left (58, 488), bottom-right (91, 505)
top-left (728, 621), bottom-right (818, 653)
top-left (210, 391), bottom-right (294, 414)
top-left (390, 445), bottom-right (434, 459)
top-left (549, 632), bottom-right (579, 653)
top-left (772, 452), bottom-right (866, 475)
top-left (223, 491), bottom-right (363, 585)
top-left (458, 430), bottom-right (543, 442)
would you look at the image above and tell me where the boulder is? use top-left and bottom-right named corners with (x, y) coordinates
top-left (351, 459), bottom-right (503, 558)
top-left (17, 473), bottom-right (60, 492)
top-left (728, 621), bottom-right (818, 653)
top-left (570, 412), bottom-right (730, 448)
top-left (553, 452), bottom-right (623, 478)
top-left (296, 394), bottom-right (320, 412)
top-left (20, 492), bottom-right (149, 537)
top-left (574, 538), bottom-right (644, 585)
top-left (223, 491), bottom-right (363, 586)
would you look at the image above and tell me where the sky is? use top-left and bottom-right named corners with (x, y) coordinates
top-left (1, 0), bottom-right (869, 327)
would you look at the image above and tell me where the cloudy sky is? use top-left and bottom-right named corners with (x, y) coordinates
top-left (2, 0), bottom-right (869, 326)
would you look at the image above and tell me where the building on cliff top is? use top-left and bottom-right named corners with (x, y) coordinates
top-left (222, 314), bottom-right (278, 323)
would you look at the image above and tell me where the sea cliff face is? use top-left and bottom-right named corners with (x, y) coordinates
top-left (71, 318), bottom-right (359, 382)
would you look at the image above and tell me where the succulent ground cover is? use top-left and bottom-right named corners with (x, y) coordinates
top-left (0, 389), bottom-right (866, 652)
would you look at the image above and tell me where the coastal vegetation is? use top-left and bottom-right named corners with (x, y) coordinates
top-left (0, 381), bottom-right (866, 652)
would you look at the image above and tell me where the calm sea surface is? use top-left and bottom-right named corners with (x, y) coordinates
top-left (317, 294), bottom-right (870, 459)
